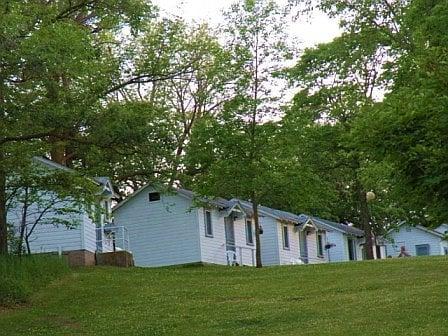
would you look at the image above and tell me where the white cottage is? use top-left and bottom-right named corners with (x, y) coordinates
top-left (235, 201), bottom-right (329, 265)
top-left (311, 217), bottom-right (364, 262)
top-left (7, 157), bottom-right (126, 265)
top-left (112, 186), bottom-right (330, 267)
top-left (112, 186), bottom-right (255, 267)
top-left (384, 223), bottom-right (448, 257)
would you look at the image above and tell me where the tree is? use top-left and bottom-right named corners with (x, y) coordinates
top-left (186, 0), bottom-right (294, 267)
top-left (104, 19), bottom-right (239, 187)
top-left (6, 161), bottom-right (97, 256)
top-left (0, 0), bottom-right (159, 253)
top-left (284, 6), bottom-right (399, 258)
top-left (352, 0), bottom-right (448, 225)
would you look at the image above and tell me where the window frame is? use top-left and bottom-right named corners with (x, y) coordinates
top-left (415, 244), bottom-right (430, 256)
top-left (245, 220), bottom-right (254, 246)
top-left (282, 224), bottom-right (290, 250)
top-left (204, 210), bottom-right (213, 238)
top-left (317, 232), bottom-right (324, 258)
top-left (148, 192), bottom-right (161, 203)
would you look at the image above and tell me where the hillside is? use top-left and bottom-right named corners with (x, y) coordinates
top-left (1, 257), bottom-right (447, 335)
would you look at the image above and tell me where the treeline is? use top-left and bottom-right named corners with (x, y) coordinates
top-left (1, 0), bottom-right (447, 259)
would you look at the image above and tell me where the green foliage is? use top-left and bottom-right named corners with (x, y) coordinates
top-left (348, 0), bottom-right (448, 225)
top-left (185, 0), bottom-right (295, 202)
top-left (6, 158), bottom-right (100, 254)
top-left (0, 254), bottom-right (69, 305)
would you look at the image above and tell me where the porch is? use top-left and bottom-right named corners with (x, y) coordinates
top-left (225, 244), bottom-right (256, 266)
top-left (96, 225), bottom-right (131, 253)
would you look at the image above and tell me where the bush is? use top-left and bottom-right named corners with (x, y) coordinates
top-left (0, 254), bottom-right (70, 305)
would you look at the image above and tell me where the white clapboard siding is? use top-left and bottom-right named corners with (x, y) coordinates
top-left (82, 214), bottom-right (97, 253)
top-left (326, 230), bottom-right (348, 262)
top-left (232, 218), bottom-right (256, 266)
top-left (277, 222), bottom-right (300, 265)
top-left (385, 225), bottom-right (444, 257)
top-left (259, 216), bottom-right (280, 265)
top-left (197, 208), bottom-right (227, 265)
top-left (113, 189), bottom-right (201, 267)
top-left (7, 201), bottom-right (85, 253)
top-left (306, 230), bottom-right (328, 264)
top-left (326, 231), bottom-right (364, 262)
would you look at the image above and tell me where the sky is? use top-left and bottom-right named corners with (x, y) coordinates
top-left (152, 0), bottom-right (341, 48)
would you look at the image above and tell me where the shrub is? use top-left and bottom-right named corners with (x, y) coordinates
top-left (0, 254), bottom-right (70, 305)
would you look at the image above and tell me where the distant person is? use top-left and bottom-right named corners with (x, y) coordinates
top-left (398, 246), bottom-right (411, 257)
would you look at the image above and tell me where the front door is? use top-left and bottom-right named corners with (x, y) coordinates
top-left (299, 230), bottom-right (308, 264)
top-left (224, 217), bottom-right (236, 252)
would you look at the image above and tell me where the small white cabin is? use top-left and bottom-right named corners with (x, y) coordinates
top-left (384, 223), bottom-right (448, 257)
top-left (312, 217), bottom-right (364, 263)
top-left (113, 186), bottom-right (256, 267)
top-left (7, 157), bottom-right (124, 265)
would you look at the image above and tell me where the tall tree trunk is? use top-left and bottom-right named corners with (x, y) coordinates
top-left (0, 161), bottom-right (8, 255)
top-left (251, 195), bottom-right (262, 268)
top-left (357, 185), bottom-right (375, 260)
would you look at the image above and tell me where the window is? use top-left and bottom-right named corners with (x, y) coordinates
top-left (415, 244), bottom-right (430, 256)
top-left (282, 225), bottom-right (290, 250)
top-left (317, 233), bottom-right (324, 257)
top-left (148, 192), bottom-right (160, 202)
top-left (204, 210), bottom-right (213, 237)
top-left (246, 220), bottom-right (254, 245)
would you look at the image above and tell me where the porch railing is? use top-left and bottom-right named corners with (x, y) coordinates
top-left (226, 244), bottom-right (256, 266)
top-left (96, 225), bottom-right (130, 253)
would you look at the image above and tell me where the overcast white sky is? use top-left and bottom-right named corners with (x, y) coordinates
top-left (152, 0), bottom-right (341, 48)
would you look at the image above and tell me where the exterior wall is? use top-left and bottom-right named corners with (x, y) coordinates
top-left (7, 201), bottom-right (85, 253)
top-left (277, 221), bottom-right (300, 265)
top-left (113, 189), bottom-right (201, 267)
top-left (82, 213), bottom-right (97, 253)
top-left (197, 213), bottom-right (257, 266)
top-left (232, 217), bottom-right (256, 266)
top-left (326, 231), bottom-right (364, 262)
top-left (259, 216), bottom-right (280, 265)
top-left (306, 230), bottom-right (328, 264)
top-left (326, 230), bottom-right (347, 262)
top-left (197, 208), bottom-right (227, 265)
top-left (384, 225), bottom-right (444, 257)
top-left (441, 241), bottom-right (448, 255)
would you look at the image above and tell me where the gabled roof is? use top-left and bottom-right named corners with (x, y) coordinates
top-left (33, 156), bottom-right (116, 198)
top-left (94, 177), bottom-right (118, 198)
top-left (311, 217), bottom-right (364, 237)
top-left (177, 188), bottom-right (230, 209)
top-left (234, 199), bottom-right (309, 225)
top-left (434, 224), bottom-right (448, 235)
top-left (388, 222), bottom-right (445, 238)
top-left (113, 184), bottom-right (234, 212)
top-left (33, 156), bottom-right (73, 172)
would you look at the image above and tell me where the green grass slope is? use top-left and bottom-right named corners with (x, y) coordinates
top-left (0, 255), bottom-right (69, 305)
top-left (1, 257), bottom-right (447, 335)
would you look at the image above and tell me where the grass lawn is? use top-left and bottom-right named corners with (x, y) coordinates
top-left (1, 257), bottom-right (447, 335)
